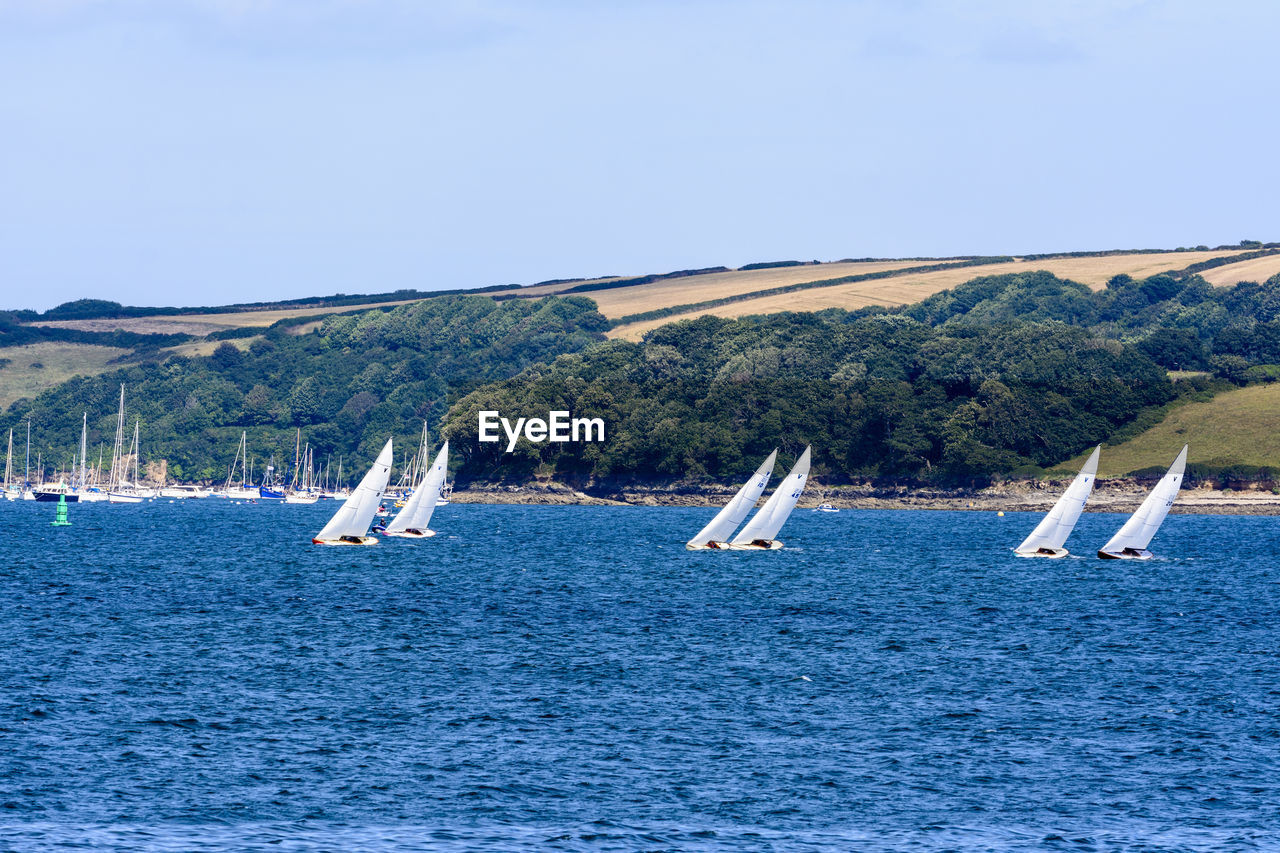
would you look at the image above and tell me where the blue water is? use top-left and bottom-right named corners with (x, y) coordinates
top-left (1, 500), bottom-right (1278, 851)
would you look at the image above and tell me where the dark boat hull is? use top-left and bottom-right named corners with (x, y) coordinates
top-left (34, 491), bottom-right (79, 502)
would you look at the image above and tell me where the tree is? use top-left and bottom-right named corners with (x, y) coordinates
top-left (210, 341), bottom-right (243, 371)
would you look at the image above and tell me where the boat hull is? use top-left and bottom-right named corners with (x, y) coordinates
top-left (724, 540), bottom-right (785, 551)
top-left (382, 528), bottom-right (436, 538)
top-left (312, 536), bottom-right (379, 546)
top-left (1014, 547), bottom-right (1069, 559)
top-left (1097, 548), bottom-right (1153, 560)
top-left (34, 491), bottom-right (78, 502)
top-left (108, 493), bottom-right (144, 504)
top-left (215, 488), bottom-right (259, 499)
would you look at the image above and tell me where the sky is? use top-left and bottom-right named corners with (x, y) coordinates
top-left (1, 0), bottom-right (1277, 312)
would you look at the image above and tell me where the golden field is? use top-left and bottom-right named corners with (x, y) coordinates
top-left (607, 250), bottom-right (1247, 341)
top-left (32, 298), bottom-right (425, 336)
top-left (573, 260), bottom-right (957, 318)
top-left (1199, 254), bottom-right (1280, 287)
top-left (26, 250), bottom-right (1266, 348)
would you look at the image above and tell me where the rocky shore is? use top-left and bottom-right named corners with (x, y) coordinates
top-left (449, 479), bottom-right (1280, 515)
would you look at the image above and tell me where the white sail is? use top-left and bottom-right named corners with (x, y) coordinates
top-left (387, 441), bottom-right (449, 534)
top-left (1015, 446), bottom-right (1100, 555)
top-left (687, 449), bottom-right (777, 548)
top-left (314, 438), bottom-right (394, 543)
top-left (1099, 445), bottom-right (1188, 557)
top-left (730, 446), bottom-right (811, 546)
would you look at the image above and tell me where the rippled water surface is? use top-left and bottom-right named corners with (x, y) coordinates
top-left (2, 500), bottom-right (1279, 851)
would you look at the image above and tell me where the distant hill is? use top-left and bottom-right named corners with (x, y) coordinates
top-left (5, 241), bottom-right (1280, 489)
top-left (8, 245), bottom-right (1272, 408)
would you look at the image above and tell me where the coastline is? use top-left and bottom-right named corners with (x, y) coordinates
top-left (447, 480), bottom-right (1280, 516)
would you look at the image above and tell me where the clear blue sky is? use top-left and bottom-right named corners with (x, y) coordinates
top-left (1, 1), bottom-right (1276, 311)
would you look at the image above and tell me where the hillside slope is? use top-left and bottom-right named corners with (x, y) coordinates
top-left (0, 342), bottom-right (133, 410)
top-left (1059, 383), bottom-right (1280, 476)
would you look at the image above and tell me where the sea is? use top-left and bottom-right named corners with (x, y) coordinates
top-left (1, 499), bottom-right (1277, 851)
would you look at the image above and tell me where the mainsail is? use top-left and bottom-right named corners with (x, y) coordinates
top-left (1015, 446), bottom-right (1100, 556)
top-left (1098, 445), bottom-right (1187, 558)
top-left (386, 441), bottom-right (449, 534)
top-left (314, 438), bottom-right (394, 543)
top-left (730, 446), bottom-right (811, 546)
top-left (687, 449), bottom-right (777, 548)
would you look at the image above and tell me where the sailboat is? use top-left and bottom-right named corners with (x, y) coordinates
top-left (109, 417), bottom-right (148, 503)
top-left (21, 421), bottom-right (35, 500)
top-left (102, 386), bottom-right (143, 504)
top-left (259, 456), bottom-right (285, 500)
top-left (1013, 446), bottom-right (1100, 558)
top-left (3, 429), bottom-right (14, 500)
top-left (380, 441), bottom-right (449, 538)
top-left (282, 431), bottom-right (316, 503)
top-left (1097, 445), bottom-right (1188, 560)
top-left (686, 450), bottom-right (778, 550)
top-left (286, 445), bottom-right (319, 504)
top-left (215, 432), bottom-right (258, 499)
top-left (312, 438), bottom-right (394, 545)
top-left (76, 413), bottom-right (109, 501)
top-left (324, 457), bottom-right (349, 500)
top-left (726, 446), bottom-right (812, 550)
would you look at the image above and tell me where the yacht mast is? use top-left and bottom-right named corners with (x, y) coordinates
top-left (79, 412), bottom-right (88, 490)
top-left (131, 418), bottom-right (140, 487)
top-left (110, 384), bottom-right (125, 491)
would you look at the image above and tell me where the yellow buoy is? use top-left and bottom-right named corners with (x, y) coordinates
top-left (997, 511), bottom-right (1004, 516)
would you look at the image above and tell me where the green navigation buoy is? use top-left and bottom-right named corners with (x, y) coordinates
top-left (51, 493), bottom-right (71, 526)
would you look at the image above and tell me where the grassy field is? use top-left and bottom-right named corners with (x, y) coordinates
top-left (164, 336), bottom-right (262, 359)
top-left (1057, 383), bottom-right (1280, 476)
top-left (0, 342), bottom-right (133, 409)
top-left (607, 250), bottom-right (1245, 341)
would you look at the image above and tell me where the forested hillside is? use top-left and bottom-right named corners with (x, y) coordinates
top-left (441, 313), bottom-right (1178, 487)
top-left (5, 266), bottom-right (1280, 489)
top-left (443, 268), bottom-right (1280, 487)
top-left (1, 296), bottom-right (608, 482)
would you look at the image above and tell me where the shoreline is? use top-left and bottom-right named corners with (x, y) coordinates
top-left (447, 480), bottom-right (1280, 516)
